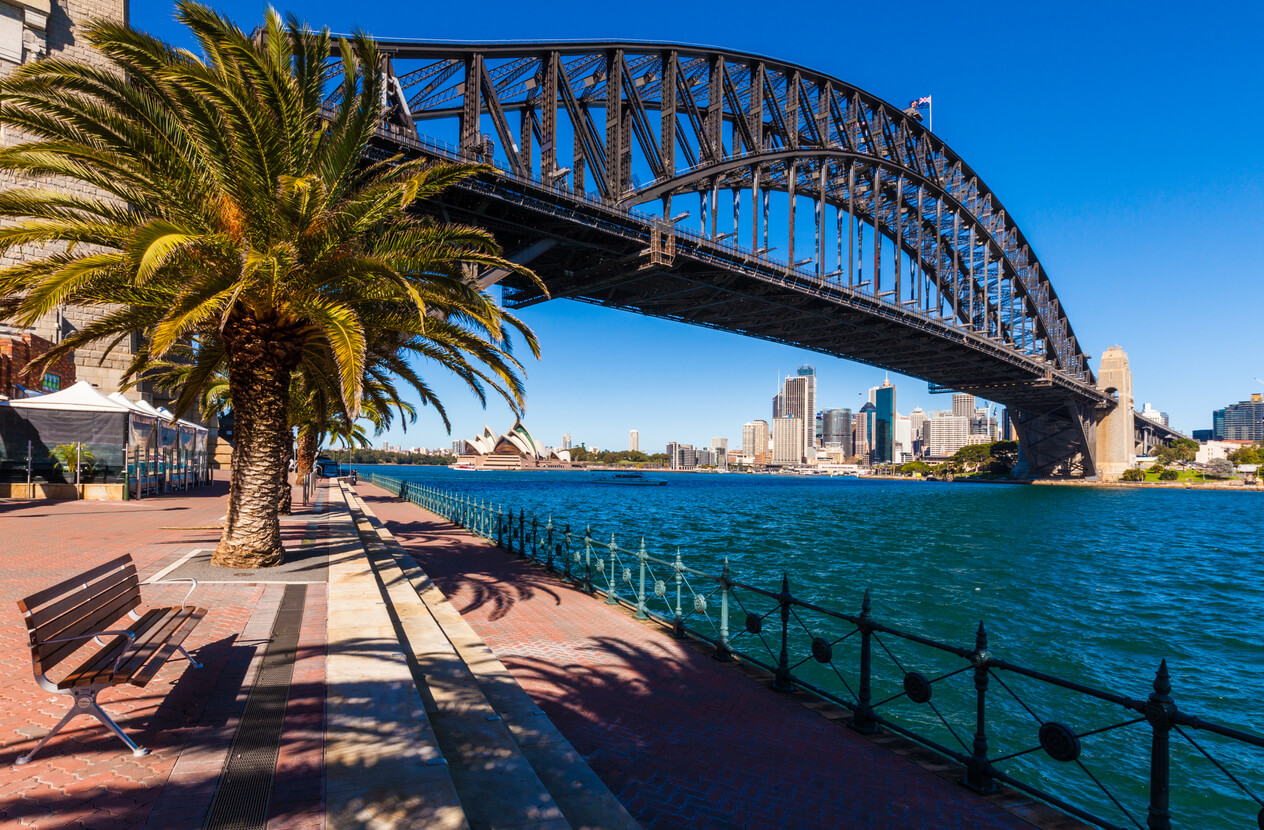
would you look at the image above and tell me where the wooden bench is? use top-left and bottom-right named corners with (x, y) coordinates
top-left (15, 554), bottom-right (207, 764)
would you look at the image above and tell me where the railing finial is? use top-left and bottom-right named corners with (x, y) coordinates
top-left (1153, 658), bottom-right (1171, 698)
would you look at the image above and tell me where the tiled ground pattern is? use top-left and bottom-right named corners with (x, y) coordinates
top-left (0, 481), bottom-right (327, 830)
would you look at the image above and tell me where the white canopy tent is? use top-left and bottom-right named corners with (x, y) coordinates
top-left (10, 381), bottom-right (131, 413)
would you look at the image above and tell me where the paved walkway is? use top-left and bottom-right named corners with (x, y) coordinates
top-left (357, 484), bottom-right (1036, 830)
top-left (0, 481), bottom-right (327, 830)
top-left (0, 477), bottom-right (1066, 830)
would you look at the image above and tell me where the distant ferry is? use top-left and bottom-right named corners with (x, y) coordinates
top-left (593, 471), bottom-right (666, 486)
top-left (449, 462), bottom-right (477, 471)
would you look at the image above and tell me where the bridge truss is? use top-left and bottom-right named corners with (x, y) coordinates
top-left (344, 40), bottom-right (1115, 476)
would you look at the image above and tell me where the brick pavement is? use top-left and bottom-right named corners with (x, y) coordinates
top-left (359, 483), bottom-right (1038, 830)
top-left (0, 480), bottom-right (327, 830)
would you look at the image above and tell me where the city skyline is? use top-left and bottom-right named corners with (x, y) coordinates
top-left (132, 0), bottom-right (1264, 453)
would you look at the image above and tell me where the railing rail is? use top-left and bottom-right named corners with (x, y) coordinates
top-left (366, 473), bottom-right (1264, 830)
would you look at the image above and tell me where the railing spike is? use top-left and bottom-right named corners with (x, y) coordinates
top-left (1154, 658), bottom-right (1171, 696)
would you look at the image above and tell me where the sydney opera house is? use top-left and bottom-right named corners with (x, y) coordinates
top-left (453, 421), bottom-right (570, 469)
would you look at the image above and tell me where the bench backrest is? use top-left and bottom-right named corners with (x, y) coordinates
top-left (16, 555), bottom-right (142, 675)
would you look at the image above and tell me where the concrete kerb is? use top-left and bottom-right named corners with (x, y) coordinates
top-left (321, 483), bottom-right (469, 830)
top-left (341, 482), bottom-right (641, 830)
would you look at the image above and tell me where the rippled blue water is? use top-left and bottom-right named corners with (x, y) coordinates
top-left (356, 465), bottom-right (1264, 829)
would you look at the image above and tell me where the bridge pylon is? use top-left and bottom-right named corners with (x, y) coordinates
top-left (1094, 346), bottom-right (1136, 480)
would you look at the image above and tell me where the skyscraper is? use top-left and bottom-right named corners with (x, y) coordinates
top-left (1213, 393), bottom-right (1264, 441)
top-left (561, 433), bottom-right (572, 450)
top-left (870, 380), bottom-right (896, 464)
top-left (629, 429), bottom-right (639, 452)
top-left (952, 393), bottom-right (975, 418)
top-left (742, 420), bottom-right (770, 463)
top-left (772, 417), bottom-right (805, 465)
top-left (711, 438), bottom-right (728, 470)
top-left (928, 415), bottom-right (970, 457)
top-left (822, 408), bottom-right (852, 452)
top-left (895, 415), bottom-right (912, 461)
top-left (909, 407), bottom-right (928, 456)
top-left (853, 402), bottom-right (875, 461)
top-left (781, 365), bottom-right (817, 454)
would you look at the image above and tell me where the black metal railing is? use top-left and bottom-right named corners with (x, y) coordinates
top-left (368, 474), bottom-right (1264, 829)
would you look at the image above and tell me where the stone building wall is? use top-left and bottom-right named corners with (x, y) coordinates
top-left (0, 0), bottom-right (131, 394)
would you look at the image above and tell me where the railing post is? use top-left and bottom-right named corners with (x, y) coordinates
top-left (851, 589), bottom-right (879, 734)
top-left (546, 517), bottom-right (555, 570)
top-left (517, 509), bottom-right (525, 556)
top-left (563, 523), bottom-right (573, 579)
top-left (531, 515), bottom-right (540, 559)
top-left (635, 538), bottom-right (648, 619)
top-left (961, 621), bottom-right (997, 794)
top-left (1146, 660), bottom-right (1175, 830)
top-left (672, 548), bottom-right (685, 638)
top-left (716, 557), bottom-right (733, 661)
top-left (606, 534), bottom-right (619, 605)
top-left (771, 573), bottom-right (792, 687)
top-left (583, 525), bottom-right (594, 594)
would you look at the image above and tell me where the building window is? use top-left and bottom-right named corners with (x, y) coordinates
top-left (42, 372), bottom-right (59, 391)
top-left (0, 3), bottom-right (22, 64)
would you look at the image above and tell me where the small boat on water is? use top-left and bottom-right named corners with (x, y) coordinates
top-left (592, 470), bottom-right (667, 486)
top-left (448, 462), bottom-right (477, 471)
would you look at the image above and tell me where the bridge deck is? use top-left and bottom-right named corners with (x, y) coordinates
top-left (409, 157), bottom-right (1107, 419)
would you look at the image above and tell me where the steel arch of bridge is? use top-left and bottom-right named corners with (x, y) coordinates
top-left (346, 40), bottom-right (1114, 476)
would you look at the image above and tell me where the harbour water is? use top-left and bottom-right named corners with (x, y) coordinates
top-left (354, 465), bottom-right (1264, 828)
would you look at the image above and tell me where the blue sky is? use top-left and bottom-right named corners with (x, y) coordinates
top-left (131, 0), bottom-right (1264, 452)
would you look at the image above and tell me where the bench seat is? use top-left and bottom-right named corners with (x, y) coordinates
top-left (58, 604), bottom-right (206, 690)
top-left (15, 554), bottom-right (207, 763)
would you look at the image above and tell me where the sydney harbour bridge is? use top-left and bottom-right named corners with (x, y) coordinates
top-left (345, 41), bottom-right (1141, 477)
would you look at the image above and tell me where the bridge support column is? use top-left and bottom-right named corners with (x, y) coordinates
top-left (1094, 346), bottom-right (1135, 481)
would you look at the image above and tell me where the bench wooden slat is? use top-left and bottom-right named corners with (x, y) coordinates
top-left (59, 608), bottom-right (165, 688)
top-left (61, 604), bottom-right (205, 689)
top-left (28, 572), bottom-right (139, 641)
top-left (26, 564), bottom-right (138, 631)
top-left (128, 608), bottom-right (207, 688)
top-left (17, 556), bottom-right (133, 612)
top-left (76, 607), bottom-right (187, 688)
top-left (36, 589), bottom-right (143, 672)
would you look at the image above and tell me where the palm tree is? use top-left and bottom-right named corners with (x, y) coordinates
top-left (0, 3), bottom-right (541, 567)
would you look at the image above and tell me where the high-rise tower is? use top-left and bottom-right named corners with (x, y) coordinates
top-left (872, 379), bottom-right (896, 464)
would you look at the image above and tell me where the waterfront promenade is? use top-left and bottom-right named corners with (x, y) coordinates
top-left (0, 479), bottom-right (1070, 829)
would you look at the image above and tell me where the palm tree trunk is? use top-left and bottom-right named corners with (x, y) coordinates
top-left (213, 321), bottom-right (294, 569)
top-left (295, 425), bottom-right (317, 479)
top-left (278, 431), bottom-right (293, 515)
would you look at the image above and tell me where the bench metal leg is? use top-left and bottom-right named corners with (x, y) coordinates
top-left (14, 690), bottom-right (147, 765)
top-left (177, 644), bottom-right (203, 669)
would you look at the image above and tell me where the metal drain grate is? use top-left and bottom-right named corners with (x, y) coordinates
top-left (205, 584), bottom-right (307, 830)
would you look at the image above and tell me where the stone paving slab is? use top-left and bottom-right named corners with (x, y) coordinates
top-left (342, 484), bottom-right (577, 830)
top-left (345, 486), bottom-right (639, 830)
top-left (357, 482), bottom-right (1039, 830)
top-left (323, 485), bottom-right (468, 830)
